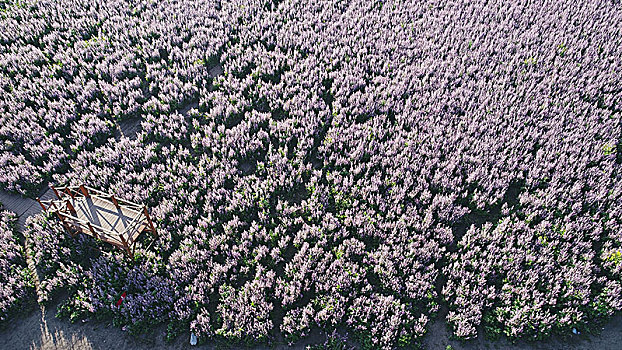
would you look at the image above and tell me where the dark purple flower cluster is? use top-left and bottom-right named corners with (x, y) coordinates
top-left (4, 0), bottom-right (622, 348)
top-left (57, 253), bottom-right (175, 334)
top-left (0, 204), bottom-right (34, 323)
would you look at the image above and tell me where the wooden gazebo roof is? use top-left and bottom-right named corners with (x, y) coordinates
top-left (37, 185), bottom-right (156, 257)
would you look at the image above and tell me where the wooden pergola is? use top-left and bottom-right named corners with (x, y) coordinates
top-left (37, 185), bottom-right (156, 257)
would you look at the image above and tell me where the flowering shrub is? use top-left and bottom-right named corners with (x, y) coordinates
top-left (347, 293), bottom-right (428, 349)
top-left (56, 252), bottom-right (175, 335)
top-left (23, 215), bottom-right (89, 303)
top-left (0, 0), bottom-right (225, 195)
top-left (0, 204), bottom-right (34, 323)
top-left (2, 0), bottom-right (622, 348)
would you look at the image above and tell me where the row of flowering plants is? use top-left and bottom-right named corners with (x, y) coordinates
top-left (2, 0), bottom-right (622, 348)
top-left (0, 204), bottom-right (34, 324)
top-left (0, 0), bottom-right (226, 195)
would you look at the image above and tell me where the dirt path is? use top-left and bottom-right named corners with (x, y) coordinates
top-left (0, 300), bottom-right (187, 350)
top-left (112, 61), bottom-right (222, 143)
top-left (0, 298), bottom-right (321, 350)
top-left (0, 187), bottom-right (54, 231)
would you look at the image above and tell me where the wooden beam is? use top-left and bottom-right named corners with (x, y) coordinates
top-left (66, 200), bottom-right (77, 215)
top-left (65, 187), bottom-right (75, 199)
top-left (118, 214), bottom-right (142, 241)
top-left (84, 186), bottom-right (144, 208)
top-left (51, 185), bottom-right (61, 199)
top-left (119, 233), bottom-right (132, 258)
top-left (61, 221), bottom-right (73, 237)
top-left (111, 195), bottom-right (120, 209)
top-left (143, 206), bottom-right (157, 236)
top-left (83, 186), bottom-right (108, 198)
top-left (56, 211), bottom-right (118, 238)
top-left (36, 198), bottom-right (46, 211)
top-left (55, 211), bottom-right (74, 237)
top-left (87, 222), bottom-right (98, 239)
top-left (79, 185), bottom-right (89, 197)
top-left (87, 193), bottom-right (141, 216)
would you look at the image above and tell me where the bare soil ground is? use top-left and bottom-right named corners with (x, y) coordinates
top-left (0, 298), bottom-right (319, 350)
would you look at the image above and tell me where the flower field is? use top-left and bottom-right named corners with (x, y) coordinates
top-left (1, 0), bottom-right (622, 348)
top-left (0, 204), bottom-right (34, 323)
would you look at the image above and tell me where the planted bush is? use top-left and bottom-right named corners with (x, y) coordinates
top-left (0, 204), bottom-right (34, 323)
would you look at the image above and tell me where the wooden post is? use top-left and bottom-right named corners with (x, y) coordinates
top-left (87, 222), bottom-right (98, 239)
top-left (57, 213), bottom-right (74, 237)
top-left (79, 185), bottom-right (89, 197)
top-left (66, 200), bottom-right (77, 215)
top-left (111, 195), bottom-right (120, 209)
top-left (143, 206), bottom-right (157, 236)
top-left (119, 234), bottom-right (132, 258)
top-left (51, 185), bottom-right (60, 199)
top-left (65, 188), bottom-right (75, 199)
top-left (36, 198), bottom-right (46, 211)
top-left (62, 221), bottom-right (73, 237)
top-left (49, 202), bottom-right (74, 237)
